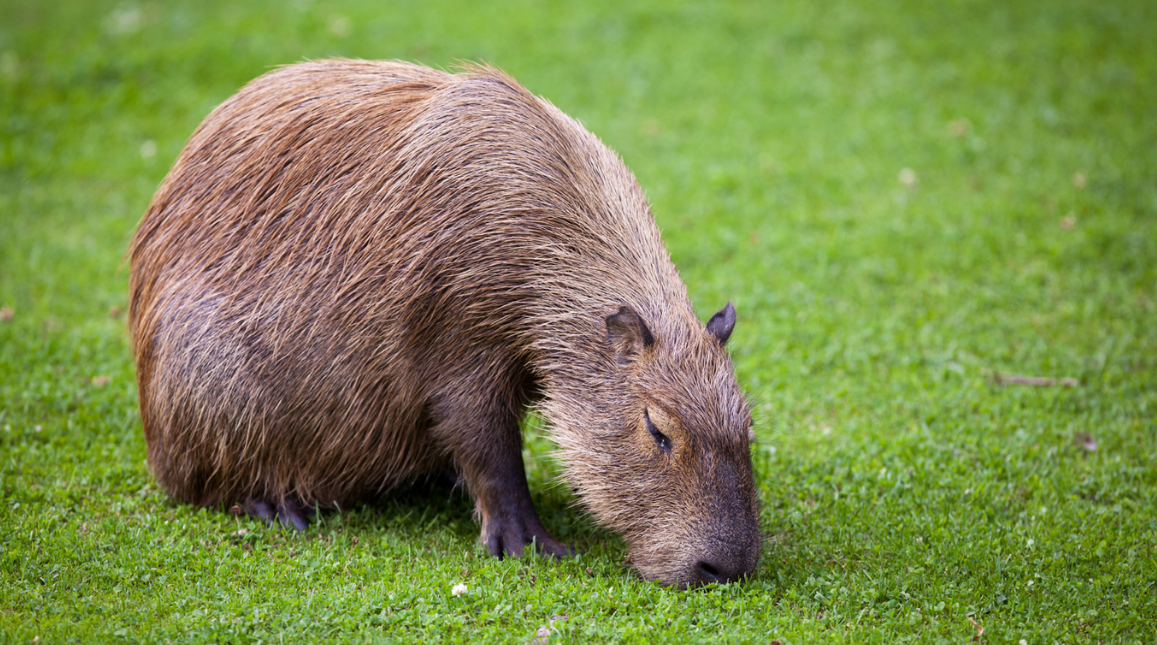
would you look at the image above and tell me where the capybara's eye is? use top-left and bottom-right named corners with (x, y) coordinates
top-left (644, 409), bottom-right (671, 453)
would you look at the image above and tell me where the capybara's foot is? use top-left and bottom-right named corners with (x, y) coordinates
top-left (244, 498), bottom-right (315, 531)
top-left (482, 512), bottom-right (573, 559)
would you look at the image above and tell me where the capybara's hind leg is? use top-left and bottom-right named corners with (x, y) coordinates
top-left (245, 498), bottom-right (315, 531)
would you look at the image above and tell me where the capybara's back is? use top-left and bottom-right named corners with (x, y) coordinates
top-left (129, 59), bottom-right (761, 587)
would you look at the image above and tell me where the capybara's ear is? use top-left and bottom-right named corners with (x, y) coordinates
top-left (705, 302), bottom-right (736, 345)
top-left (606, 305), bottom-right (654, 364)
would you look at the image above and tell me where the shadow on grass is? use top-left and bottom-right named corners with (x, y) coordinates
top-left (302, 474), bottom-right (621, 564)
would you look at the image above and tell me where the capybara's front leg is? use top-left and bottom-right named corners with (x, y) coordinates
top-left (439, 399), bottom-right (571, 558)
top-left (472, 438), bottom-right (572, 559)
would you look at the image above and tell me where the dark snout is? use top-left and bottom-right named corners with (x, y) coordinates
top-left (683, 458), bottom-right (762, 587)
top-left (688, 531), bottom-right (761, 586)
top-left (694, 556), bottom-right (753, 586)
top-left (634, 445), bottom-right (762, 588)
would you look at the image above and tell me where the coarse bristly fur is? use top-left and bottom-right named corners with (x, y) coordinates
top-left (128, 59), bottom-right (761, 588)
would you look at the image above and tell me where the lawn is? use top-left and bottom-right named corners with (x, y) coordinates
top-left (2, 0), bottom-right (1155, 642)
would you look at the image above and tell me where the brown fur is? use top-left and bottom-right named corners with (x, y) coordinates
top-left (128, 59), bottom-right (760, 587)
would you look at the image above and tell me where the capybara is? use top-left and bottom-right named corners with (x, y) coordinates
top-left (128, 59), bottom-right (760, 587)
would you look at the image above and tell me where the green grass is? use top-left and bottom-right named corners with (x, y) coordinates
top-left (2, 0), bottom-right (1155, 642)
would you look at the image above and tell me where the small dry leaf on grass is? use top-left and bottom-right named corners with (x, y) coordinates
top-left (109, 306), bottom-right (124, 318)
top-left (1073, 432), bottom-right (1098, 452)
top-left (968, 615), bottom-right (984, 641)
top-left (0, 306), bottom-right (13, 322)
top-left (948, 118), bottom-right (971, 137)
top-left (526, 614), bottom-right (568, 644)
top-left (1072, 171), bottom-right (1087, 189)
top-left (1060, 214), bottom-right (1077, 230)
top-left (91, 375), bottom-right (110, 387)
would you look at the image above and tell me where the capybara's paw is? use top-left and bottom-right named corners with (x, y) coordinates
top-left (536, 535), bottom-right (575, 559)
top-left (244, 498), bottom-right (315, 531)
top-left (482, 518), bottom-right (573, 559)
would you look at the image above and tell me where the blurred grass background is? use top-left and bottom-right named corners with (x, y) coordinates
top-left (1, 0), bottom-right (1155, 643)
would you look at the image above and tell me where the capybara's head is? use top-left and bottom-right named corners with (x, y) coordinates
top-left (554, 302), bottom-right (761, 588)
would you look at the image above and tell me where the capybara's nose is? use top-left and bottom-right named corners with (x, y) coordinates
top-left (694, 557), bottom-right (749, 585)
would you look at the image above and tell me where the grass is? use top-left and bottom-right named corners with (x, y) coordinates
top-left (2, 0), bottom-right (1155, 642)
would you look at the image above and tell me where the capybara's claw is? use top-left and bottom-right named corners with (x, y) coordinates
top-left (245, 499), bottom-right (276, 523)
top-left (537, 537), bottom-right (574, 559)
top-left (244, 499), bottom-right (313, 531)
top-left (482, 516), bottom-right (572, 559)
top-left (277, 500), bottom-right (313, 531)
